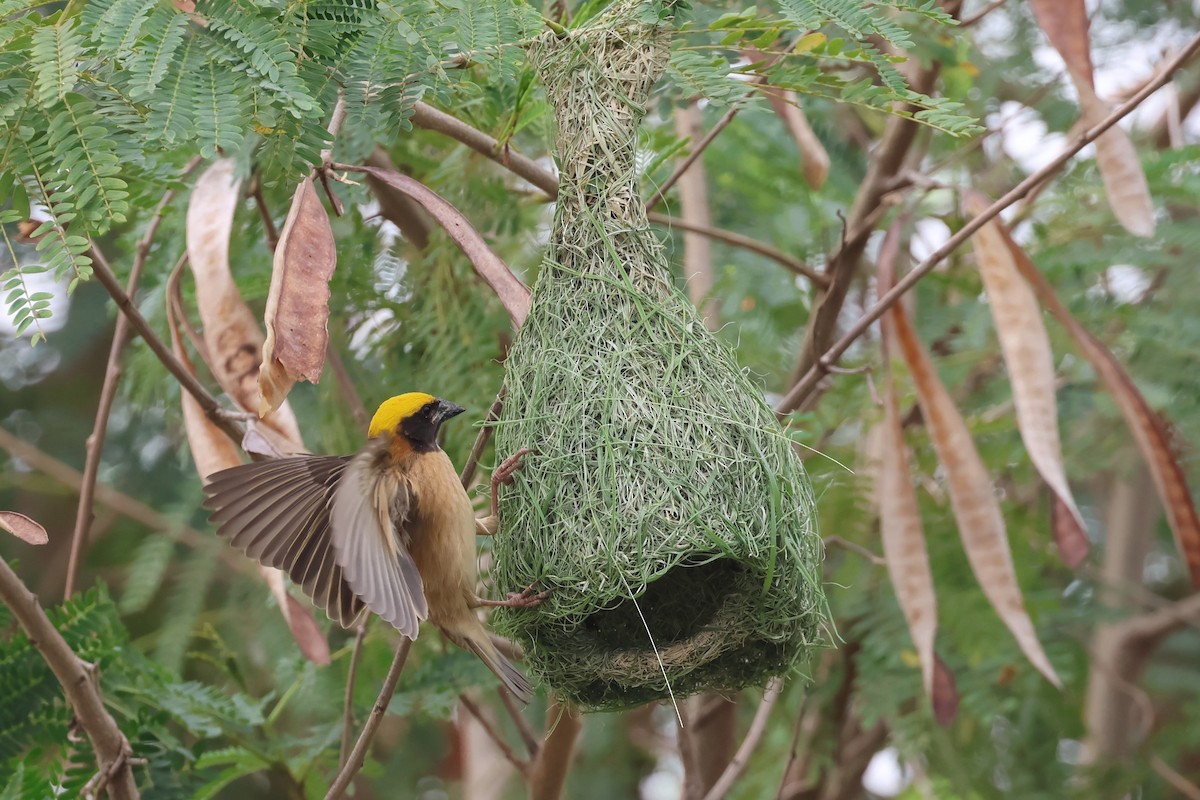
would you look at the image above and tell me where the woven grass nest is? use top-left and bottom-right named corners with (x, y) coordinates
top-left (491, 0), bottom-right (827, 711)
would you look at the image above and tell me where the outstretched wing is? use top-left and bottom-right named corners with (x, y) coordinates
top-left (329, 450), bottom-right (429, 639)
top-left (203, 456), bottom-right (365, 627)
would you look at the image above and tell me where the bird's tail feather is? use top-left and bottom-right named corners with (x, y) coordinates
top-left (461, 632), bottom-right (535, 703)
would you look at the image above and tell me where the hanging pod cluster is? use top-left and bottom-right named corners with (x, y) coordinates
top-left (492, 0), bottom-right (827, 710)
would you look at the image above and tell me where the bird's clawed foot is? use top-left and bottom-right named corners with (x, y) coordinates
top-left (489, 447), bottom-right (533, 520)
top-left (475, 584), bottom-right (551, 609)
top-left (494, 447), bottom-right (532, 483)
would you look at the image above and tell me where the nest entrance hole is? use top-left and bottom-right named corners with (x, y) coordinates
top-left (578, 558), bottom-right (742, 650)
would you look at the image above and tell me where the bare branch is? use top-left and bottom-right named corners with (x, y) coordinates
top-left (0, 426), bottom-right (247, 573)
top-left (529, 700), bottom-right (582, 800)
top-left (460, 390), bottom-right (505, 489)
top-left (250, 178), bottom-right (280, 252)
top-left (339, 621), bottom-right (370, 768)
top-left (459, 693), bottom-right (530, 776)
top-left (67, 163), bottom-right (200, 598)
top-left (648, 100), bottom-right (745, 213)
top-left (674, 100), bottom-right (719, 330)
top-left (823, 535), bottom-right (885, 567)
top-left (410, 101), bottom-right (558, 196)
top-left (701, 678), bottom-right (784, 800)
top-left (1150, 755), bottom-right (1200, 800)
top-left (1117, 592), bottom-right (1200, 644)
top-left (86, 245), bottom-right (247, 444)
top-left (497, 686), bottom-right (540, 758)
top-left (646, 212), bottom-right (827, 286)
top-left (780, 46), bottom-right (946, 415)
top-left (324, 639), bottom-right (413, 800)
top-left (775, 31), bottom-right (1200, 413)
top-left (0, 554), bottom-right (140, 800)
top-left (960, 0), bottom-right (1008, 28)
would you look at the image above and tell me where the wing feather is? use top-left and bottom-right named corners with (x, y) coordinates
top-left (203, 456), bottom-right (365, 628)
top-left (330, 453), bottom-right (428, 639)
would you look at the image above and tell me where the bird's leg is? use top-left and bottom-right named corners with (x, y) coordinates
top-left (475, 447), bottom-right (533, 536)
top-left (474, 583), bottom-right (551, 609)
top-left (490, 447), bottom-right (532, 519)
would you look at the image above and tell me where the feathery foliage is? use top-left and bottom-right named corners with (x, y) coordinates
top-left (0, 0), bottom-right (970, 336)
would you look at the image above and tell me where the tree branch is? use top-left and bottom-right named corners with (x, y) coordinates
top-left (528, 700), bottom-right (582, 800)
top-left (1150, 755), bottom-right (1200, 800)
top-left (459, 390), bottom-right (505, 489)
top-left (497, 686), bottom-right (540, 758)
top-left (701, 679), bottom-right (783, 800)
top-left (459, 693), bottom-right (530, 776)
top-left (674, 100), bottom-right (719, 330)
top-left (0, 426), bottom-right (247, 573)
top-left (67, 164), bottom-right (200, 598)
top-left (410, 101), bottom-right (558, 196)
top-left (779, 33), bottom-right (949, 414)
top-left (339, 620), bottom-right (370, 768)
top-left (410, 101), bottom-right (829, 291)
top-left (774, 31), bottom-right (1200, 414)
top-left (646, 212), bottom-right (827, 286)
top-left (1117, 592), bottom-right (1200, 644)
top-left (86, 245), bottom-right (247, 444)
top-left (647, 99), bottom-right (747, 213)
top-left (0, 554), bottom-right (139, 800)
top-left (324, 638), bottom-right (413, 800)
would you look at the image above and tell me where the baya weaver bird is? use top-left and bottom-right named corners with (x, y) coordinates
top-left (202, 392), bottom-right (540, 702)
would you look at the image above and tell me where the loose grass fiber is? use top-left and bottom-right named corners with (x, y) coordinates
top-left (491, 0), bottom-right (827, 711)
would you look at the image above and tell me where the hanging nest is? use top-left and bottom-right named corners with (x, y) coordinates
top-left (491, 0), bottom-right (827, 711)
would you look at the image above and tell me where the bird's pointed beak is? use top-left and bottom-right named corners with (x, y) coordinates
top-left (435, 400), bottom-right (466, 424)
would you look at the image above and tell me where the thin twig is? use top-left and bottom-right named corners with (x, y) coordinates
top-left (324, 638), bottom-right (413, 800)
top-left (326, 343), bottom-right (370, 432)
top-left (648, 100), bottom-right (745, 212)
top-left (775, 32), bottom-right (1200, 413)
top-left (1117, 592), bottom-right (1200, 644)
top-left (460, 390), bottom-right (505, 489)
top-left (960, 0), bottom-right (1007, 28)
top-left (647, 211), bottom-right (828, 287)
top-left (66, 164), bottom-right (199, 599)
top-left (701, 678), bottom-right (784, 800)
top-left (823, 535), bottom-right (885, 567)
top-left (498, 686), bottom-right (540, 758)
top-left (1150, 755), bottom-right (1200, 800)
top-left (775, 695), bottom-right (820, 799)
top-left (250, 178), bottom-right (280, 252)
top-left (409, 103), bottom-right (829, 291)
top-left (459, 693), bottom-right (530, 776)
top-left (86, 244), bottom-right (246, 444)
top-left (319, 91), bottom-right (349, 215)
top-left (780, 43), bottom-right (947, 415)
top-left (647, 41), bottom-right (806, 213)
top-left (0, 554), bottom-right (140, 800)
top-left (339, 620), bottom-right (370, 768)
top-left (0, 426), bottom-right (248, 573)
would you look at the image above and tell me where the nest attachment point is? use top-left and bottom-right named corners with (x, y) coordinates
top-left (492, 0), bottom-right (828, 710)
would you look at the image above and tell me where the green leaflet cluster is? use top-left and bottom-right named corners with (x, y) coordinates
top-left (672, 0), bottom-right (979, 136)
top-left (0, 0), bottom-right (538, 335)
